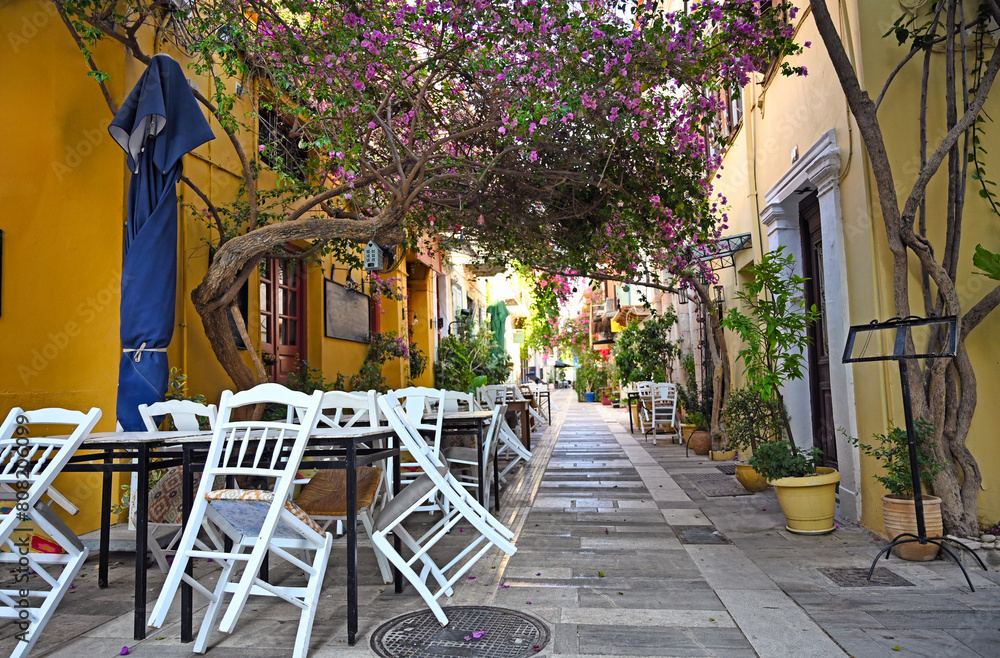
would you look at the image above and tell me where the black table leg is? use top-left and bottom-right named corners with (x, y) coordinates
top-left (627, 396), bottom-right (634, 433)
top-left (99, 449), bottom-right (112, 589)
top-left (133, 445), bottom-right (150, 640)
top-left (492, 422), bottom-right (501, 512)
top-left (476, 421), bottom-right (485, 509)
top-left (392, 433), bottom-right (402, 594)
top-left (181, 446), bottom-right (194, 644)
top-left (346, 444), bottom-right (358, 645)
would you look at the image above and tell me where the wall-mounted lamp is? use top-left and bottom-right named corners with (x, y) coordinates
top-left (412, 313), bottom-right (419, 326)
top-left (713, 284), bottom-right (725, 311)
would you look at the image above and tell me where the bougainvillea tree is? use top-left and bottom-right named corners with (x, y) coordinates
top-left (59, 0), bottom-right (801, 416)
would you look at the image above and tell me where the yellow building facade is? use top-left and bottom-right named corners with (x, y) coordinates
top-left (712, 0), bottom-right (1000, 532)
top-left (0, 0), bottom-right (452, 535)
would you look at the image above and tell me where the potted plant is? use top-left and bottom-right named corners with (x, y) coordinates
top-left (847, 419), bottom-right (947, 561)
top-left (721, 248), bottom-right (839, 534)
top-left (722, 386), bottom-right (784, 492)
top-left (685, 411), bottom-right (712, 456)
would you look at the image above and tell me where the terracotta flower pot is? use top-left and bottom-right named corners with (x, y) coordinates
top-left (882, 494), bottom-right (943, 561)
top-left (735, 463), bottom-right (769, 492)
top-left (771, 467), bottom-right (841, 535)
top-left (688, 429), bottom-right (711, 455)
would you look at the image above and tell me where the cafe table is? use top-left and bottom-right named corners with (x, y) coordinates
top-left (165, 425), bottom-right (399, 647)
top-left (426, 410), bottom-right (500, 512)
top-left (64, 430), bottom-right (203, 640)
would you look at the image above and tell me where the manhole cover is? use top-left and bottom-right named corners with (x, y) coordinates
top-left (673, 525), bottom-right (731, 545)
top-left (819, 567), bottom-right (915, 587)
top-left (370, 606), bottom-right (550, 657)
top-left (715, 463), bottom-right (737, 475)
top-left (686, 472), bottom-right (751, 497)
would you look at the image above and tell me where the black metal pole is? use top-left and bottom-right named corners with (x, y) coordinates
top-left (897, 360), bottom-right (927, 541)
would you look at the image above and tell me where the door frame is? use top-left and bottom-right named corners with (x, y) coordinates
top-left (759, 129), bottom-right (861, 522)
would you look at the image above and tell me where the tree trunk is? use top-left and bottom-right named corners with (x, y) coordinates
top-left (691, 277), bottom-right (730, 437)
top-left (191, 208), bottom-right (406, 392)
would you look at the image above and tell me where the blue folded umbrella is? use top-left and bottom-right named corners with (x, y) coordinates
top-left (109, 54), bottom-right (214, 430)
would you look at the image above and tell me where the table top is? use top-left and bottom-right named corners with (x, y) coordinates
top-left (80, 430), bottom-right (205, 446)
top-left (425, 410), bottom-right (494, 422)
top-left (162, 426), bottom-right (394, 444)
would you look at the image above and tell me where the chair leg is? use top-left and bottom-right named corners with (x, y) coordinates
top-left (193, 541), bottom-right (243, 654)
top-left (149, 497), bottom-right (212, 628)
top-left (360, 510), bottom-right (393, 584)
top-left (293, 533), bottom-right (332, 658)
top-left (373, 527), bottom-right (450, 626)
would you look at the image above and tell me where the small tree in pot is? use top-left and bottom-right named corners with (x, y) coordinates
top-left (721, 248), bottom-right (837, 533)
top-left (847, 419), bottom-right (948, 560)
top-left (722, 386), bottom-right (784, 491)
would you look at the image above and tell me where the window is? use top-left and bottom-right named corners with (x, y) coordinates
top-left (258, 105), bottom-right (311, 181)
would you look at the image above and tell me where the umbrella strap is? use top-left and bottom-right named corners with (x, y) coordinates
top-left (123, 342), bottom-right (167, 363)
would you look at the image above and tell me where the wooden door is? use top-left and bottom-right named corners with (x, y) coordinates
top-left (259, 255), bottom-right (305, 383)
top-left (800, 194), bottom-right (837, 469)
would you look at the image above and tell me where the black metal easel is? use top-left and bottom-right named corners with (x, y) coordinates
top-left (843, 315), bottom-right (987, 591)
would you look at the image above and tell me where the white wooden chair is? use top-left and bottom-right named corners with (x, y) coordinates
top-left (0, 406), bottom-right (102, 658)
top-left (136, 399), bottom-right (218, 574)
top-left (391, 387), bottom-right (447, 512)
top-left (515, 384), bottom-right (547, 427)
top-left (647, 382), bottom-right (680, 444)
top-left (292, 389), bottom-right (392, 583)
top-left (477, 387), bottom-right (532, 482)
top-left (635, 381), bottom-right (654, 434)
top-left (373, 392), bottom-right (516, 626)
top-left (147, 384), bottom-right (329, 658)
top-left (442, 405), bottom-right (505, 507)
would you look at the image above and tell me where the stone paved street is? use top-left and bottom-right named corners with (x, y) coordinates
top-left (6, 391), bottom-right (999, 657)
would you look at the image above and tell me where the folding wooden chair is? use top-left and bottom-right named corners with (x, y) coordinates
top-left (0, 406), bottom-right (102, 658)
top-left (373, 392), bottom-right (516, 626)
top-left (147, 384), bottom-right (329, 658)
top-left (477, 387), bottom-right (532, 482)
top-left (391, 387), bottom-right (447, 513)
top-left (443, 405), bottom-right (505, 507)
top-left (292, 389), bottom-right (392, 584)
top-left (136, 399), bottom-right (218, 574)
top-left (647, 383), bottom-right (681, 445)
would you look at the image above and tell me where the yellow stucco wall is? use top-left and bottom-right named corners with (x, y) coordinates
top-left (0, 2), bottom-right (420, 536)
top-left (857, 0), bottom-right (1000, 529)
top-left (716, 1), bottom-right (1000, 533)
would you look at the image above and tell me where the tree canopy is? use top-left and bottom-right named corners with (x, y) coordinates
top-left (60, 0), bottom-right (801, 392)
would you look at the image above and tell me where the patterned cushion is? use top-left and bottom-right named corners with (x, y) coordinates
top-left (295, 467), bottom-right (382, 517)
top-left (204, 489), bottom-right (325, 538)
top-left (148, 467), bottom-right (225, 524)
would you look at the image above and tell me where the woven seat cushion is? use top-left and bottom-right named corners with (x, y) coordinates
top-left (205, 489), bottom-right (325, 538)
top-left (294, 467), bottom-right (382, 517)
top-left (374, 466), bottom-right (448, 532)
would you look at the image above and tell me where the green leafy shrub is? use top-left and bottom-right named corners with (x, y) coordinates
top-left (612, 309), bottom-right (679, 384)
top-left (435, 323), bottom-right (512, 393)
top-left (846, 419), bottom-right (946, 498)
top-left (748, 441), bottom-right (822, 481)
top-left (722, 386), bottom-right (784, 453)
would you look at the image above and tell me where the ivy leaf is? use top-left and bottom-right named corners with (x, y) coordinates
top-left (973, 245), bottom-right (1000, 281)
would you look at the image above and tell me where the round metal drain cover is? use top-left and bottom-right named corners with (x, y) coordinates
top-left (370, 605), bottom-right (550, 657)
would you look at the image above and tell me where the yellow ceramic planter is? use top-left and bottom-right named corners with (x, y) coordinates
top-left (735, 463), bottom-right (769, 492)
top-left (710, 450), bottom-right (736, 461)
top-left (770, 467), bottom-right (841, 535)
